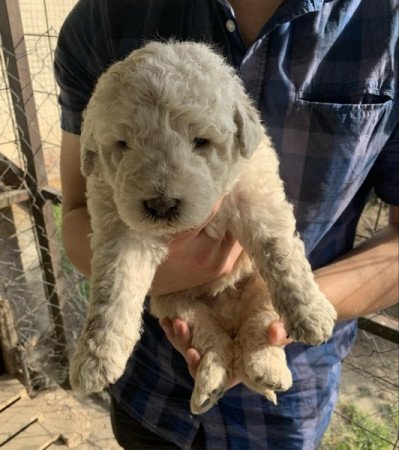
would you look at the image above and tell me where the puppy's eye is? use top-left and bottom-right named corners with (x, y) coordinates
top-left (117, 140), bottom-right (129, 150)
top-left (193, 138), bottom-right (210, 149)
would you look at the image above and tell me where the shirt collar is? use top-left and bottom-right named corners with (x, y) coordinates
top-left (216, 0), bottom-right (325, 34)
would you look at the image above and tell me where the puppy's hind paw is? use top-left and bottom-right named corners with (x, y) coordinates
top-left (190, 358), bottom-right (228, 415)
top-left (244, 347), bottom-right (292, 394)
top-left (190, 386), bottom-right (225, 416)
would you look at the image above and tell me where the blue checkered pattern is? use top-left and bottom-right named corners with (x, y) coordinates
top-left (55, 0), bottom-right (399, 448)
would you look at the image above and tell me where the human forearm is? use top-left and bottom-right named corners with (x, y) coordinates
top-left (315, 217), bottom-right (398, 321)
top-left (62, 206), bottom-right (92, 278)
top-left (61, 201), bottom-right (243, 289)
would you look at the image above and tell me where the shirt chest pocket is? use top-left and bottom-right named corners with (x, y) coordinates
top-left (291, 89), bottom-right (394, 190)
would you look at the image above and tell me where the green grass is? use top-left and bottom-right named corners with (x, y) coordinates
top-left (379, 403), bottom-right (399, 435)
top-left (321, 402), bottom-right (398, 450)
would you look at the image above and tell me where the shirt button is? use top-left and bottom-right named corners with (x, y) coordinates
top-left (226, 19), bottom-right (236, 32)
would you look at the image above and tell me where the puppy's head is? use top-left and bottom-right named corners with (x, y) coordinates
top-left (81, 41), bottom-right (263, 234)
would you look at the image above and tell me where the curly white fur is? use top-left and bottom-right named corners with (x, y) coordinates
top-left (70, 41), bottom-right (337, 415)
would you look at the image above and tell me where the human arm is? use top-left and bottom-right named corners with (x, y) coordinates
top-left (315, 205), bottom-right (399, 321)
top-left (60, 131), bottom-right (92, 277)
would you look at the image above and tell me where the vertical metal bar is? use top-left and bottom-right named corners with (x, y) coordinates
top-left (0, 0), bottom-right (69, 372)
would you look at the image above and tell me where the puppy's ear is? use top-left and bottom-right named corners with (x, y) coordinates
top-left (234, 96), bottom-right (262, 159)
top-left (80, 115), bottom-right (100, 177)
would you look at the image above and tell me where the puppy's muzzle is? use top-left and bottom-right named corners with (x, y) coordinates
top-left (143, 196), bottom-right (181, 220)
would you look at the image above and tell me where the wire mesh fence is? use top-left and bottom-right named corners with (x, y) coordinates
top-left (0, 0), bottom-right (84, 389)
top-left (0, 1), bottom-right (397, 448)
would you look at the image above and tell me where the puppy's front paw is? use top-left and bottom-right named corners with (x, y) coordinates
top-left (284, 293), bottom-right (337, 345)
top-left (69, 341), bottom-right (128, 394)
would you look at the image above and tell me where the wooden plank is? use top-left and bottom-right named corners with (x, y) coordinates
top-left (33, 389), bottom-right (90, 448)
top-left (0, 207), bottom-right (29, 364)
top-left (40, 187), bottom-right (62, 205)
top-left (0, 299), bottom-right (20, 375)
top-left (0, 189), bottom-right (29, 209)
top-left (46, 442), bottom-right (68, 449)
top-left (0, 396), bottom-right (39, 444)
top-left (1, 421), bottom-right (59, 450)
top-left (0, 154), bottom-right (25, 190)
top-left (0, 375), bottom-right (27, 410)
top-left (0, 383), bottom-right (119, 449)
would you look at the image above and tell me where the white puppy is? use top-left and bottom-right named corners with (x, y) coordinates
top-left (70, 41), bottom-right (337, 414)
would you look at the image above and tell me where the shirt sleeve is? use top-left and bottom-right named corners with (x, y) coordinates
top-left (372, 120), bottom-right (399, 206)
top-left (54, 0), bottom-right (112, 135)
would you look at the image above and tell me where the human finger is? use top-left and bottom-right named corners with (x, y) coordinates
top-left (267, 320), bottom-right (293, 346)
top-left (160, 318), bottom-right (202, 379)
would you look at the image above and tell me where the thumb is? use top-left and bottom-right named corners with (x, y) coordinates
top-left (267, 320), bottom-right (293, 346)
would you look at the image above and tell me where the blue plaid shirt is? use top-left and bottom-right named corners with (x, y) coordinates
top-left (55, 1), bottom-right (399, 448)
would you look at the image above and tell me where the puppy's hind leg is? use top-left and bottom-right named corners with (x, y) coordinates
top-left (151, 296), bottom-right (234, 415)
top-left (237, 314), bottom-right (292, 401)
top-left (234, 275), bottom-right (292, 402)
top-left (189, 309), bottom-right (234, 415)
top-left (190, 334), bottom-right (234, 415)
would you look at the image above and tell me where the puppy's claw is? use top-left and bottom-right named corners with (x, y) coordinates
top-left (265, 390), bottom-right (277, 405)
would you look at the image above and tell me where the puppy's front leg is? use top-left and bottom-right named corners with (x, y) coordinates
top-left (70, 233), bottom-right (167, 394)
top-left (231, 152), bottom-right (336, 344)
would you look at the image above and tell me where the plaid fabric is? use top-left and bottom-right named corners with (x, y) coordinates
top-left (55, 1), bottom-right (399, 448)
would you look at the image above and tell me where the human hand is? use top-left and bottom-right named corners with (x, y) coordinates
top-left (150, 198), bottom-right (243, 296)
top-left (160, 318), bottom-right (292, 388)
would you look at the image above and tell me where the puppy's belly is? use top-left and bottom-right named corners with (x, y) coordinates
top-left (150, 289), bottom-right (239, 332)
top-left (150, 271), bottom-right (276, 335)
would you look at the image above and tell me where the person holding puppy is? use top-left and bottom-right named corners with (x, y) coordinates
top-left (56, 0), bottom-right (398, 448)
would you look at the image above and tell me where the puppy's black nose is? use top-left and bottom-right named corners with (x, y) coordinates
top-left (143, 197), bottom-right (180, 218)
